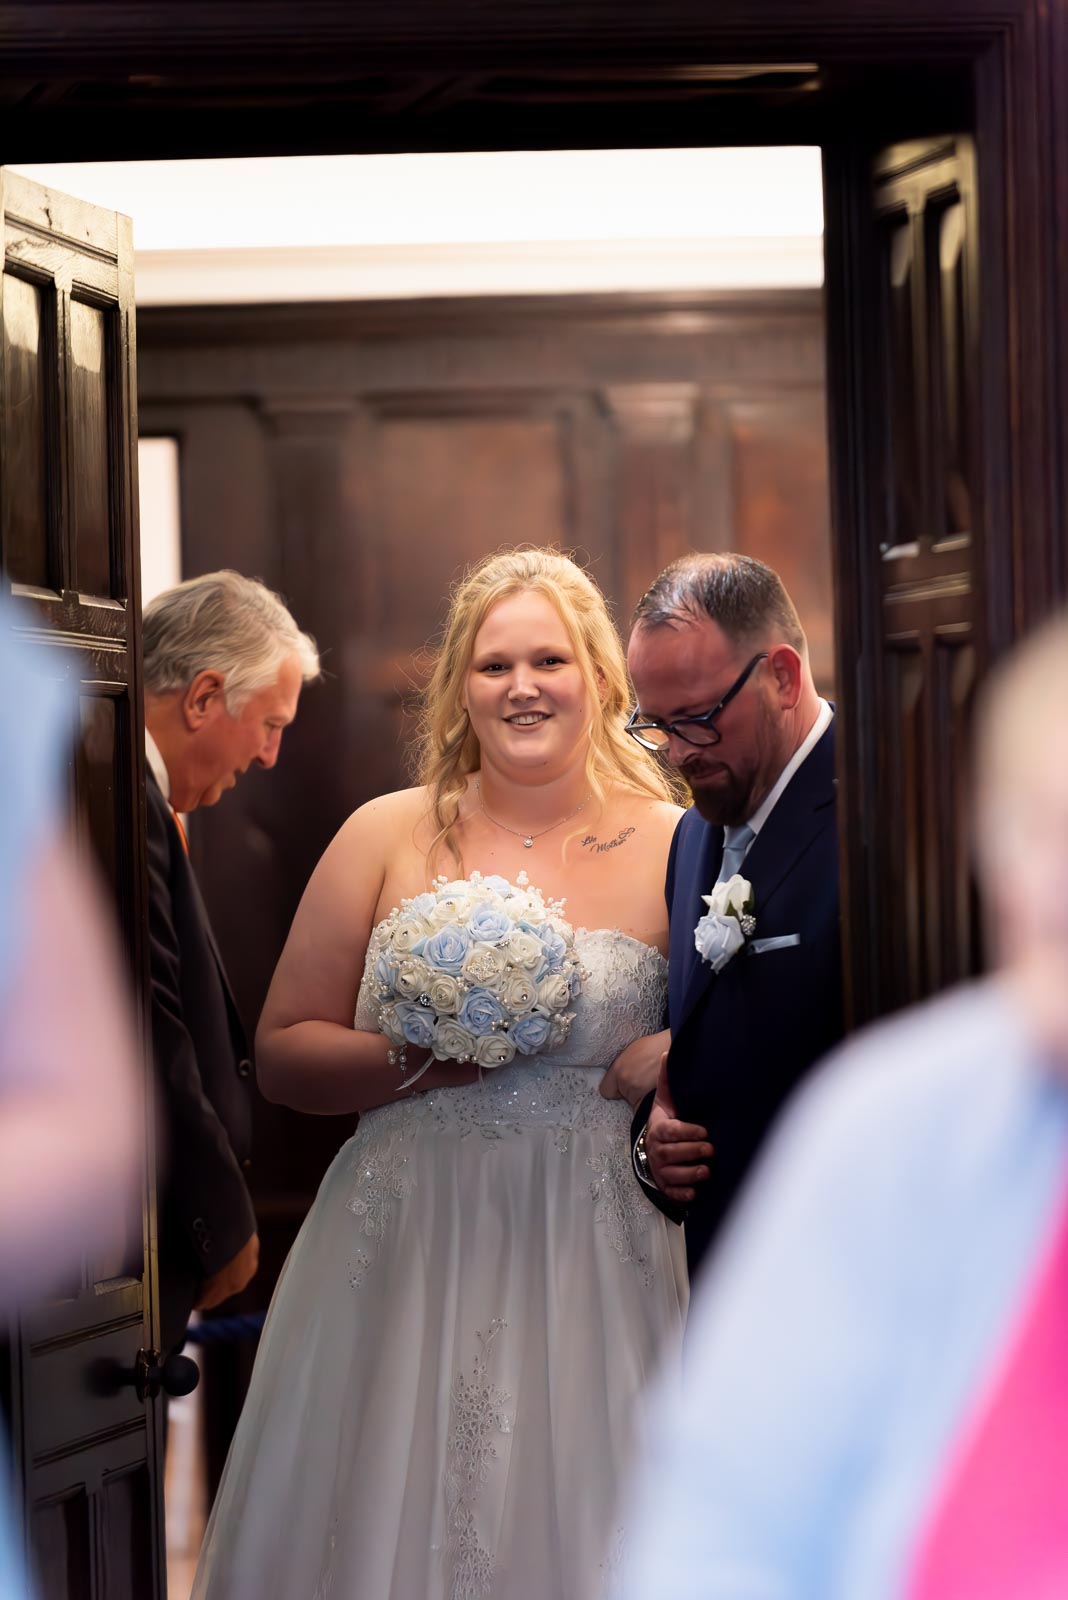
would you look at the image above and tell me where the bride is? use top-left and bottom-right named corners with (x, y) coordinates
top-left (191, 549), bottom-right (688, 1600)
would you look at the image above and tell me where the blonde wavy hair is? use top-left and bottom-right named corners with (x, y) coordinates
top-left (415, 548), bottom-right (679, 868)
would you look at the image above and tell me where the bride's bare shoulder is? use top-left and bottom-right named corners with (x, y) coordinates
top-left (612, 793), bottom-right (687, 839)
top-left (333, 785), bottom-right (433, 850)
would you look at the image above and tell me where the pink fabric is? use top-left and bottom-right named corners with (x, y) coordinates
top-left (906, 1171), bottom-right (1068, 1600)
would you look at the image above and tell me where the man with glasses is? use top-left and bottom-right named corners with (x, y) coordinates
top-left (623, 552), bottom-right (842, 1274)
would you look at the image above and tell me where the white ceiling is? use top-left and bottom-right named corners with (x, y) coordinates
top-left (10, 149), bottom-right (825, 299)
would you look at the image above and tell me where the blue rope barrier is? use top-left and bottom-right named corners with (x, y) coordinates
top-left (183, 1312), bottom-right (266, 1345)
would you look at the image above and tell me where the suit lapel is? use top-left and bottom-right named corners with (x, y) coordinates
top-left (676, 819), bottom-right (725, 1025)
top-left (147, 767), bottom-right (248, 1048)
top-left (675, 720), bottom-right (837, 1032)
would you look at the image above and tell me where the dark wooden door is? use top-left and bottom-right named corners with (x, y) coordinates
top-left (825, 133), bottom-right (993, 1026)
top-left (0, 169), bottom-right (164, 1600)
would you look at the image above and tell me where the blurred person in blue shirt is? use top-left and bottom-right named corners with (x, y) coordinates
top-left (613, 609), bottom-right (1068, 1600)
top-left (0, 604), bottom-right (141, 1598)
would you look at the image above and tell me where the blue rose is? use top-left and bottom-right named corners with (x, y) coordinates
top-left (537, 925), bottom-right (568, 973)
top-left (467, 904), bottom-right (514, 946)
top-left (458, 987), bottom-right (508, 1036)
top-left (568, 966), bottom-right (582, 999)
top-left (481, 874), bottom-right (514, 897)
top-left (510, 1011), bottom-right (552, 1056)
top-left (424, 924), bottom-right (471, 974)
top-left (396, 1002), bottom-right (436, 1050)
top-left (374, 950), bottom-right (399, 990)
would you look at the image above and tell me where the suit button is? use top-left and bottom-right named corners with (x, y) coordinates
top-left (201, 1239), bottom-right (213, 1254)
top-left (193, 1217), bottom-right (206, 1234)
top-left (241, 1158), bottom-right (253, 1174)
top-left (237, 1058), bottom-right (252, 1079)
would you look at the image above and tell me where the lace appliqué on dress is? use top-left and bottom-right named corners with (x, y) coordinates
top-left (598, 1524), bottom-right (628, 1592)
top-left (345, 1121), bottom-right (416, 1287)
top-left (588, 1146), bottom-right (655, 1288)
top-left (444, 1320), bottom-right (513, 1600)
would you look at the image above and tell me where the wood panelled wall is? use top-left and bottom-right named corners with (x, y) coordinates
top-left (137, 289), bottom-right (830, 1305)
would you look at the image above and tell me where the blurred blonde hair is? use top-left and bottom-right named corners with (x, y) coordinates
top-left (416, 548), bottom-right (679, 867)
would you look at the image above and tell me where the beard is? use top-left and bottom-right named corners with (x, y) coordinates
top-left (679, 700), bottom-right (779, 827)
top-left (684, 762), bottom-right (758, 827)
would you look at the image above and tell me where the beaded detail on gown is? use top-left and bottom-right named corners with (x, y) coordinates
top-left (192, 920), bottom-right (688, 1600)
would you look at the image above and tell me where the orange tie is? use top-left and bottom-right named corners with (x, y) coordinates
top-left (171, 806), bottom-right (190, 855)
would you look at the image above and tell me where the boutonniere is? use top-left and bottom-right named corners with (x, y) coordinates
top-left (694, 874), bottom-right (757, 972)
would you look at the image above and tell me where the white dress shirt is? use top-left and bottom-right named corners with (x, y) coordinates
top-left (740, 695), bottom-right (833, 862)
top-left (145, 728), bottom-right (171, 801)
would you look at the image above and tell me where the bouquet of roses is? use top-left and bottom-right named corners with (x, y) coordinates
top-left (372, 871), bottom-right (584, 1084)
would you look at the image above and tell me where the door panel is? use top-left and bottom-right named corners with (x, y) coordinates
top-left (826, 134), bottom-right (983, 1023)
top-left (0, 168), bottom-right (163, 1600)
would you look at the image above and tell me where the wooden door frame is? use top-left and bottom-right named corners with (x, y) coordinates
top-left (3, 0), bottom-right (1064, 1021)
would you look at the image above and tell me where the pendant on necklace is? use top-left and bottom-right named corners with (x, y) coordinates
top-left (523, 837), bottom-right (534, 849)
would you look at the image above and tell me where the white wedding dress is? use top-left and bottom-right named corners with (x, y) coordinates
top-left (191, 921), bottom-right (688, 1600)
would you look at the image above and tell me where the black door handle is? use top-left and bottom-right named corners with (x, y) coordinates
top-left (91, 1348), bottom-right (200, 1403)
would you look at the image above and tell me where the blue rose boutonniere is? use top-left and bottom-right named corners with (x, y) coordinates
top-left (694, 874), bottom-right (756, 973)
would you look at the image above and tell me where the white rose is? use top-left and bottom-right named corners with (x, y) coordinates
top-left (502, 891), bottom-right (538, 919)
top-left (394, 959), bottom-right (434, 1000)
top-left (694, 910), bottom-right (745, 972)
top-left (433, 1018), bottom-right (477, 1062)
top-left (473, 1032), bottom-right (517, 1069)
top-left (430, 893), bottom-right (470, 926)
top-left (427, 973), bottom-right (462, 1013)
top-left (463, 945), bottom-right (508, 989)
top-left (507, 930), bottom-right (545, 971)
top-left (703, 874), bottom-right (752, 920)
top-left (499, 971), bottom-right (538, 1015)
top-left (391, 918), bottom-right (429, 954)
top-left (538, 973), bottom-right (573, 1014)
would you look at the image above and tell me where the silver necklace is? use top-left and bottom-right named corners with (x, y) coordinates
top-left (475, 779), bottom-right (591, 849)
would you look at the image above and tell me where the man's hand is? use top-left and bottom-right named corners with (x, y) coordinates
top-left (600, 1028), bottom-right (670, 1107)
top-left (645, 1055), bottom-right (713, 1204)
top-left (195, 1230), bottom-right (260, 1311)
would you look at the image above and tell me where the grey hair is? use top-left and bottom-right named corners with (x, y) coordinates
top-left (634, 552), bottom-right (807, 657)
top-left (142, 570), bottom-right (320, 711)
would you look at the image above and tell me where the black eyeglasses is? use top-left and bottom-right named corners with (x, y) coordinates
top-left (625, 653), bottom-right (768, 752)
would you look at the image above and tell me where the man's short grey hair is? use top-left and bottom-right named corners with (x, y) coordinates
top-left (634, 552), bottom-right (807, 657)
top-left (143, 570), bottom-right (320, 711)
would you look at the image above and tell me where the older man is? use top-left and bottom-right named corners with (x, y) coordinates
top-left (143, 570), bottom-right (318, 1352)
top-left (616, 613), bottom-right (1068, 1599)
top-left (622, 552), bottom-right (843, 1273)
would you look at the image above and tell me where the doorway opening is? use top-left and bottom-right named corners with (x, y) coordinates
top-left (12, 142), bottom-right (832, 1595)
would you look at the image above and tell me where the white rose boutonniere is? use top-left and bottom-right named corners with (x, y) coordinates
top-left (694, 874), bottom-right (757, 973)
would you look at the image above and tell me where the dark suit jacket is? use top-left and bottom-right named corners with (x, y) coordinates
top-left (146, 769), bottom-right (256, 1350)
top-left (635, 719), bottom-right (843, 1275)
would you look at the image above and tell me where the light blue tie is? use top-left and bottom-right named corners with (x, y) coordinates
top-left (717, 822), bottom-right (754, 883)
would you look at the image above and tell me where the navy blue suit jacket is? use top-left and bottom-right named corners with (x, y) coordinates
top-left (638, 719), bottom-right (843, 1275)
